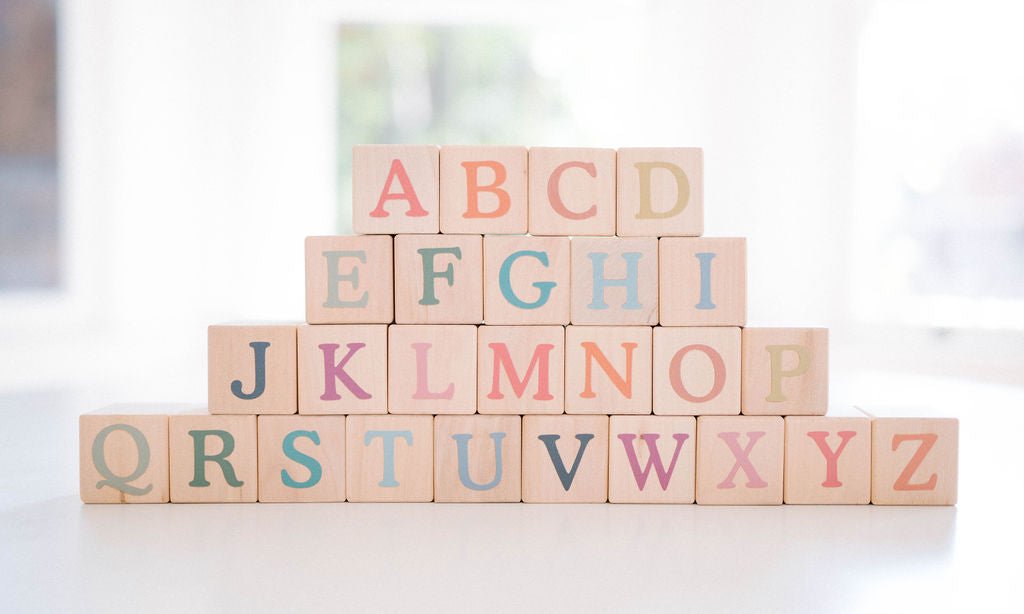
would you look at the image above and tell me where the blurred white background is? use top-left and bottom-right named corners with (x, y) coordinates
top-left (1, 0), bottom-right (1021, 398)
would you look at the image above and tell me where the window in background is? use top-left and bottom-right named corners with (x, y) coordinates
top-left (336, 25), bottom-right (578, 232)
top-left (852, 0), bottom-right (1024, 330)
top-left (0, 0), bottom-right (59, 290)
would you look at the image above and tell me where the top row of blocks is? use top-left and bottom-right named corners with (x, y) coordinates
top-left (353, 145), bottom-right (703, 237)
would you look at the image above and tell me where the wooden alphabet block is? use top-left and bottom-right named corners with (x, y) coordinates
top-left (304, 235), bottom-right (394, 324)
top-left (871, 418), bottom-right (958, 505)
top-left (434, 415), bottom-right (522, 502)
top-left (352, 144), bottom-right (439, 234)
top-left (784, 415), bottom-right (871, 504)
top-left (297, 324), bottom-right (387, 415)
top-left (659, 237), bottom-right (746, 326)
top-left (257, 415), bottom-right (345, 502)
top-left (79, 405), bottom-right (175, 503)
top-left (695, 415), bottom-right (783, 505)
top-left (616, 147), bottom-right (703, 237)
top-left (208, 324), bottom-right (297, 415)
top-left (608, 415), bottom-right (696, 504)
top-left (741, 327), bottom-right (828, 416)
top-left (477, 325), bottom-right (564, 415)
top-left (528, 147), bottom-right (616, 236)
top-left (522, 415), bottom-right (608, 503)
top-left (440, 145), bottom-right (528, 235)
top-left (169, 412), bottom-right (257, 503)
top-left (564, 325), bottom-right (652, 415)
top-left (571, 236), bottom-right (658, 325)
top-left (483, 235), bottom-right (570, 325)
top-left (388, 325), bottom-right (477, 414)
top-left (394, 234), bottom-right (483, 324)
top-left (653, 327), bottom-right (741, 416)
top-left (346, 415), bottom-right (434, 502)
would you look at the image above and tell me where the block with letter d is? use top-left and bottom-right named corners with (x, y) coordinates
top-left (616, 147), bottom-right (703, 237)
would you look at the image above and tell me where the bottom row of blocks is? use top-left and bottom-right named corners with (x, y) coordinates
top-left (80, 411), bottom-right (958, 505)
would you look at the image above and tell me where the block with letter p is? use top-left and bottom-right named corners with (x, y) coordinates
top-left (352, 144), bottom-right (439, 234)
top-left (305, 235), bottom-right (393, 324)
top-left (208, 324), bottom-right (297, 415)
top-left (741, 327), bottom-right (828, 416)
top-left (617, 147), bottom-right (703, 237)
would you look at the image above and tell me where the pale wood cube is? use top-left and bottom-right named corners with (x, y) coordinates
top-left (741, 327), bottom-right (828, 416)
top-left (565, 325), bottom-right (652, 415)
top-left (304, 235), bottom-right (393, 324)
top-left (345, 415), bottom-right (433, 502)
top-left (522, 415), bottom-right (608, 503)
top-left (609, 415), bottom-right (696, 504)
top-left (477, 325), bottom-right (564, 415)
top-left (784, 416), bottom-right (871, 504)
top-left (440, 145), bottom-right (527, 235)
top-left (79, 405), bottom-right (175, 504)
top-left (257, 415), bottom-right (346, 502)
top-left (388, 325), bottom-right (477, 414)
top-left (571, 237), bottom-right (658, 325)
top-left (434, 415), bottom-right (522, 502)
top-left (297, 324), bottom-right (388, 415)
top-left (872, 418), bottom-right (958, 505)
top-left (483, 235), bottom-right (570, 325)
top-left (528, 147), bottom-right (615, 236)
top-left (352, 144), bottom-right (439, 234)
top-left (653, 326), bottom-right (741, 416)
top-left (659, 237), bottom-right (745, 326)
top-left (617, 147), bottom-right (703, 237)
top-left (695, 415), bottom-right (783, 505)
top-left (394, 234), bottom-right (483, 324)
top-left (208, 324), bottom-right (297, 415)
top-left (169, 412), bottom-right (257, 503)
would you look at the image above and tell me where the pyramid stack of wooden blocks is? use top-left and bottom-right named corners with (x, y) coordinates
top-left (79, 145), bottom-right (958, 505)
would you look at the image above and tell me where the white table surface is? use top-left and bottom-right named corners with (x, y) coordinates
top-left (2, 371), bottom-right (1020, 613)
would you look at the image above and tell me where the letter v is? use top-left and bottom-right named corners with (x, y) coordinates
top-left (538, 434), bottom-right (595, 492)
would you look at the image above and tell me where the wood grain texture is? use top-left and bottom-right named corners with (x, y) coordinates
top-left (208, 324), bottom-right (297, 415)
top-left (570, 236), bottom-right (659, 325)
top-left (346, 415), bottom-right (433, 502)
top-left (871, 417), bottom-right (958, 505)
top-left (297, 324), bottom-right (388, 415)
top-left (653, 326), bottom-right (741, 416)
top-left (304, 235), bottom-right (393, 324)
top-left (784, 416), bottom-right (871, 504)
top-left (257, 415), bottom-right (346, 502)
top-left (434, 415), bottom-right (522, 502)
top-left (695, 415), bottom-right (783, 505)
top-left (741, 327), bottom-right (828, 416)
top-left (528, 147), bottom-right (615, 236)
top-left (616, 147), bottom-right (703, 237)
top-left (387, 325), bottom-right (477, 414)
top-left (352, 144), bottom-right (439, 234)
top-left (483, 235), bottom-right (570, 325)
top-left (394, 234), bottom-right (483, 324)
top-left (608, 415), bottom-right (696, 504)
top-left (477, 325), bottom-right (565, 415)
top-left (169, 412), bottom-right (257, 503)
top-left (659, 237), bottom-right (745, 326)
top-left (439, 145), bottom-right (527, 235)
top-left (564, 325), bottom-right (652, 415)
top-left (522, 415), bottom-right (608, 503)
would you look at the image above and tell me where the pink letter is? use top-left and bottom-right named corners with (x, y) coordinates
top-left (716, 431), bottom-right (767, 489)
top-left (668, 344), bottom-right (726, 403)
top-left (892, 433), bottom-right (939, 491)
top-left (617, 433), bottom-right (690, 491)
top-left (411, 342), bottom-right (454, 400)
top-left (319, 343), bottom-right (371, 401)
top-left (547, 161), bottom-right (597, 220)
top-left (806, 430), bottom-right (857, 487)
top-left (487, 342), bottom-right (554, 401)
top-left (369, 159), bottom-right (429, 218)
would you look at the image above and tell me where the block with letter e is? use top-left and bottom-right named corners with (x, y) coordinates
top-left (305, 235), bottom-right (393, 324)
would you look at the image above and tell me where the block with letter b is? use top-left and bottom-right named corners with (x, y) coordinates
top-left (483, 235), bottom-right (570, 325)
top-left (659, 237), bottom-right (745, 326)
top-left (528, 147), bottom-right (616, 236)
top-left (571, 237), bottom-right (659, 325)
top-left (169, 412), bottom-right (258, 503)
top-left (208, 324), bottom-right (297, 415)
top-left (305, 235), bottom-right (393, 324)
top-left (352, 144), bottom-right (439, 234)
top-left (871, 417), bottom-right (958, 505)
top-left (79, 405), bottom-right (176, 504)
top-left (741, 327), bottom-right (828, 416)
top-left (258, 415), bottom-right (346, 502)
top-left (394, 234), bottom-right (483, 324)
top-left (297, 324), bottom-right (388, 414)
top-left (440, 145), bottom-right (528, 235)
top-left (616, 147), bottom-right (703, 237)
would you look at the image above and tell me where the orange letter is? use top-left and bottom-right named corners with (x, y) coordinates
top-left (580, 341), bottom-right (636, 399)
top-left (487, 343), bottom-right (554, 401)
top-left (547, 161), bottom-right (597, 220)
top-left (369, 159), bottom-right (428, 218)
top-left (461, 161), bottom-right (510, 218)
top-left (668, 344), bottom-right (726, 403)
top-left (892, 433), bottom-right (939, 491)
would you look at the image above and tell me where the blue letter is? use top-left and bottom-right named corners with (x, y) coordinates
top-left (538, 434), bottom-right (595, 491)
top-left (588, 252), bottom-right (642, 310)
top-left (231, 341), bottom-right (269, 400)
top-left (452, 432), bottom-right (506, 491)
top-left (695, 252), bottom-right (716, 310)
top-left (498, 250), bottom-right (557, 309)
top-left (365, 430), bottom-right (413, 487)
top-left (281, 430), bottom-right (323, 489)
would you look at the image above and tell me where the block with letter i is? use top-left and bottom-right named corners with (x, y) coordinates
top-left (79, 405), bottom-right (178, 503)
top-left (783, 410), bottom-right (871, 505)
top-left (305, 235), bottom-right (393, 324)
top-left (169, 411), bottom-right (257, 503)
top-left (483, 235), bottom-right (570, 325)
top-left (528, 147), bottom-right (616, 236)
top-left (616, 147), bottom-right (703, 237)
top-left (522, 415), bottom-right (608, 503)
top-left (258, 415), bottom-right (346, 502)
top-left (440, 145), bottom-right (528, 234)
top-left (653, 326), bottom-right (741, 416)
top-left (297, 324), bottom-right (387, 414)
top-left (741, 327), bottom-right (828, 416)
top-left (346, 415), bottom-right (433, 502)
top-left (871, 416), bottom-right (958, 506)
top-left (478, 325), bottom-right (564, 415)
top-left (695, 415), bottom-right (783, 505)
top-left (394, 234), bottom-right (483, 324)
top-left (609, 416), bottom-right (696, 504)
top-left (571, 236), bottom-right (658, 325)
top-left (208, 324), bottom-right (297, 414)
top-left (434, 415), bottom-right (522, 502)
top-left (659, 237), bottom-right (745, 326)
top-left (352, 144), bottom-right (439, 234)
top-left (565, 325), bottom-right (652, 415)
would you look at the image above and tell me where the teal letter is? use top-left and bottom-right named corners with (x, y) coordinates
top-left (588, 252), bottom-right (642, 310)
top-left (418, 247), bottom-right (462, 305)
top-left (695, 252), bottom-right (716, 310)
top-left (91, 424), bottom-right (153, 495)
top-left (281, 430), bottom-right (323, 489)
top-left (498, 250), bottom-right (556, 309)
top-left (452, 432), bottom-right (505, 491)
top-left (323, 250), bottom-right (369, 308)
top-left (365, 430), bottom-right (413, 487)
top-left (538, 434), bottom-right (595, 491)
top-left (188, 430), bottom-right (244, 487)
top-left (231, 341), bottom-right (269, 400)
